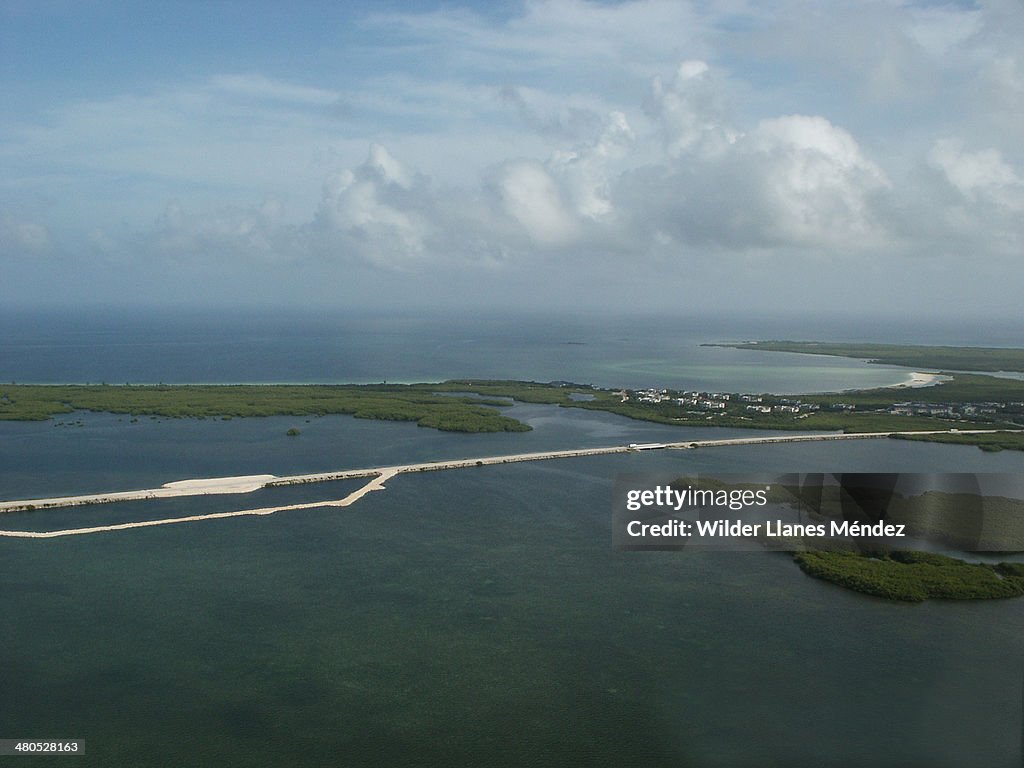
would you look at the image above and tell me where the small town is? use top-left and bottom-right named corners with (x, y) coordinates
top-left (616, 387), bottom-right (1024, 425)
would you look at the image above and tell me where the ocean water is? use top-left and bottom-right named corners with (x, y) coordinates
top-left (6, 307), bottom-right (1015, 392)
top-left (2, 310), bottom-right (1023, 767)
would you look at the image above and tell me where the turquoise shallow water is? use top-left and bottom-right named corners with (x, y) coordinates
top-left (0, 309), bottom-right (933, 393)
top-left (2, 407), bottom-right (1024, 767)
top-left (2, 310), bottom-right (1024, 766)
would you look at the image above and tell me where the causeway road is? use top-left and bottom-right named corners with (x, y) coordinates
top-left (1, 428), bottom-right (1017, 516)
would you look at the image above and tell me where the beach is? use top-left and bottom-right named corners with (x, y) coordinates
top-left (897, 371), bottom-right (949, 388)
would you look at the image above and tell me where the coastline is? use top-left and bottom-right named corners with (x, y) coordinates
top-left (893, 371), bottom-right (950, 389)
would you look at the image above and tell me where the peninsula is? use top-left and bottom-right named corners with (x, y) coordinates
top-left (3, 374), bottom-right (1023, 449)
top-left (705, 341), bottom-right (1024, 372)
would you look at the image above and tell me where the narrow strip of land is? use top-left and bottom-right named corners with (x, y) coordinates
top-left (0, 470), bottom-right (398, 539)
top-left (5, 375), bottom-right (1024, 446)
top-left (1, 428), bottom-right (1019, 540)
top-left (706, 341), bottom-right (1024, 372)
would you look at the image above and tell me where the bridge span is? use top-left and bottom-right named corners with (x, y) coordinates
top-left (0, 428), bottom-right (1018, 538)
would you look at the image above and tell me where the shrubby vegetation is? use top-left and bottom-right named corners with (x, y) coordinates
top-left (570, 397), bottom-right (970, 433)
top-left (793, 550), bottom-right (1024, 602)
top-left (0, 369), bottom-right (1020, 445)
top-left (893, 431), bottom-right (1024, 453)
top-left (0, 383), bottom-right (535, 434)
top-left (803, 373), bottom-right (1024, 408)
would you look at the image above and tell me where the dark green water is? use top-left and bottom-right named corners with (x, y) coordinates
top-left (2, 409), bottom-right (1024, 767)
top-left (3, 309), bottom-right (1024, 765)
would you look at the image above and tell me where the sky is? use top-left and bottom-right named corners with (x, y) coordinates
top-left (1, 0), bottom-right (1022, 316)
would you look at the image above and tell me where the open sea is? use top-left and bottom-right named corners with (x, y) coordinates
top-left (1, 309), bottom-right (1023, 767)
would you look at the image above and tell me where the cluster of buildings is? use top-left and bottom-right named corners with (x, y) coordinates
top-left (617, 386), bottom-right (1021, 426)
top-left (623, 388), bottom-right (670, 404)
top-left (886, 401), bottom-right (1020, 419)
top-left (620, 388), bottom-right (734, 411)
top-left (620, 388), bottom-right (851, 415)
top-left (677, 392), bottom-right (731, 411)
top-left (742, 398), bottom-right (828, 416)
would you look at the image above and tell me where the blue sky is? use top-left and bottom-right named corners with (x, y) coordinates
top-left (2, 0), bottom-right (1022, 314)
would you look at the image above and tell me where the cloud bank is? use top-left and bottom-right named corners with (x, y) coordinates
top-left (1, 0), bottom-right (1021, 313)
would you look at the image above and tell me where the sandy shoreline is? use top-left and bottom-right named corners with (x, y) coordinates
top-left (0, 470), bottom-right (399, 538)
top-left (893, 371), bottom-right (950, 389)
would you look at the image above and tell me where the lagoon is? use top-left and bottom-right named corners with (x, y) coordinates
top-left (2, 310), bottom-right (1023, 766)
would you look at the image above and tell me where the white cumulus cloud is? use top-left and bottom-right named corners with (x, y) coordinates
top-left (648, 59), bottom-right (737, 157)
top-left (747, 115), bottom-right (890, 246)
top-left (496, 159), bottom-right (579, 245)
top-left (314, 145), bottom-right (432, 268)
top-left (929, 139), bottom-right (1024, 210)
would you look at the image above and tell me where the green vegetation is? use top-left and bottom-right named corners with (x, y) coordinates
top-left (0, 383), bottom-right (535, 434)
top-left (892, 431), bottom-right (1024, 453)
top-left (887, 490), bottom-right (1024, 551)
top-left (286, 427), bottom-right (301, 437)
top-left (2, 370), bottom-right (1024, 444)
top-left (671, 477), bottom-right (1024, 602)
top-left (793, 550), bottom-right (1024, 602)
top-left (426, 379), bottom-right (593, 405)
top-left (690, 341), bottom-right (1024, 449)
top-left (554, 373), bottom-right (1023, 447)
top-left (806, 372), bottom-right (1024, 406)
top-left (573, 397), bottom-right (971, 433)
top-left (708, 341), bottom-right (1024, 372)
top-left (1, 361), bottom-right (1021, 447)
